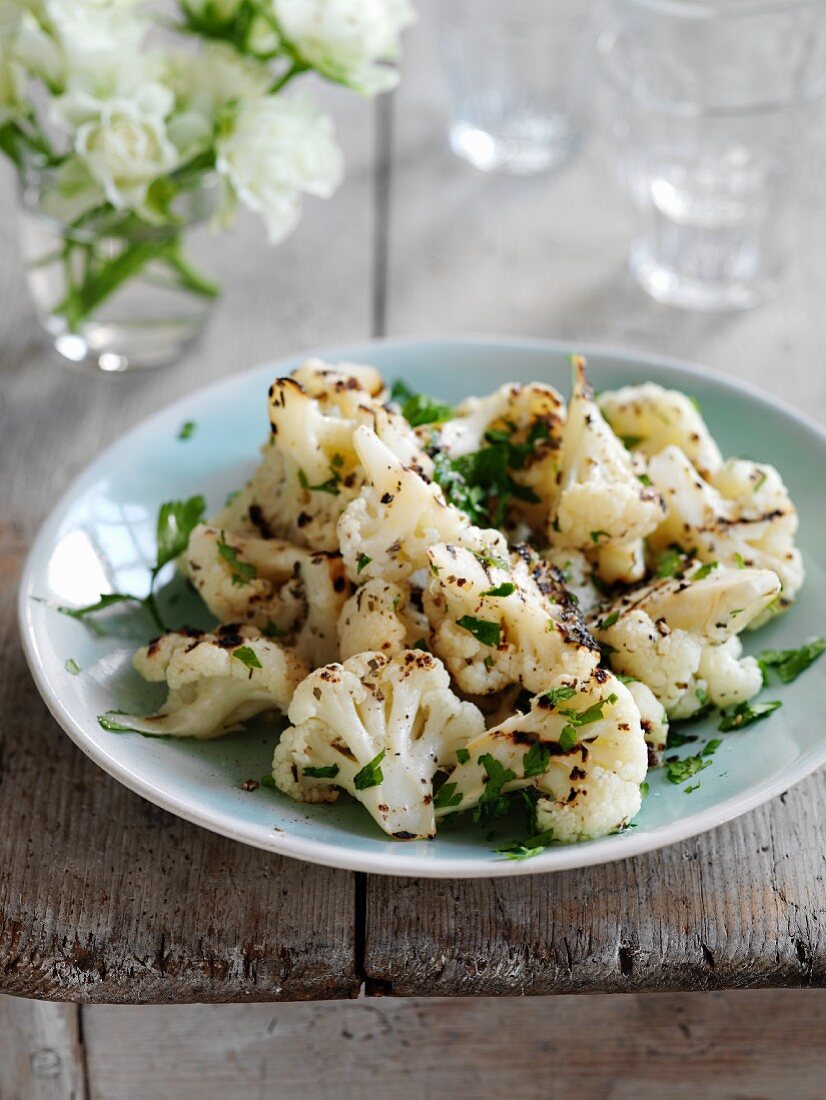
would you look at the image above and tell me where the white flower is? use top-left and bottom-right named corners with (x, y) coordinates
top-left (216, 93), bottom-right (343, 242)
top-left (164, 43), bottom-right (271, 117)
top-left (45, 0), bottom-right (146, 63)
top-left (273, 0), bottom-right (416, 94)
top-left (72, 83), bottom-right (179, 210)
top-left (0, 33), bottom-right (24, 122)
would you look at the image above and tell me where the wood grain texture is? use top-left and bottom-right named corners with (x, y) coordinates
top-left (364, 10), bottom-right (826, 998)
top-left (0, 997), bottom-right (85, 1100)
top-left (0, 82), bottom-right (375, 1003)
top-left (79, 989), bottom-right (826, 1100)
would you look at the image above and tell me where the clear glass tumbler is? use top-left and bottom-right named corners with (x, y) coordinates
top-left (599, 0), bottom-right (826, 310)
top-left (436, 0), bottom-right (594, 175)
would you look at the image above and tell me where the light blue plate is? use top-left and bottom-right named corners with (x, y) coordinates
top-left (18, 338), bottom-right (826, 877)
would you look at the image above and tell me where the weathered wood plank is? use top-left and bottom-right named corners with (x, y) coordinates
top-left (0, 81), bottom-right (376, 1003)
top-left (0, 997), bottom-right (85, 1100)
top-left (78, 989), bottom-right (826, 1099)
top-left (364, 13), bottom-right (826, 997)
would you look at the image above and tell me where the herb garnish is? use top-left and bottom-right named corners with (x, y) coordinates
top-left (353, 749), bottom-right (385, 791)
top-left (456, 747), bottom-right (470, 765)
top-left (758, 638), bottom-right (825, 684)
top-left (456, 615), bottom-right (501, 648)
top-left (473, 754), bottom-right (517, 826)
top-left (497, 829), bottom-right (555, 861)
top-left (65, 658), bottom-right (81, 675)
top-left (692, 561), bottom-right (718, 580)
top-left (542, 685), bottom-right (577, 707)
top-left (482, 581), bottom-right (516, 598)
top-left (298, 465), bottom-right (341, 496)
top-left (178, 420), bottom-right (196, 440)
top-left (217, 531), bottom-right (257, 586)
top-left (304, 764), bottom-right (339, 779)
top-left (357, 553), bottom-right (372, 574)
top-left (232, 645), bottom-right (262, 670)
top-left (666, 755), bottom-right (711, 785)
top-left (390, 380), bottom-right (454, 427)
top-left (522, 742), bottom-right (550, 778)
top-left (433, 781), bottom-right (463, 809)
top-left (718, 699), bottom-right (781, 731)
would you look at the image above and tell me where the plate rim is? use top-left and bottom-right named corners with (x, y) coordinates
top-left (18, 334), bottom-right (826, 879)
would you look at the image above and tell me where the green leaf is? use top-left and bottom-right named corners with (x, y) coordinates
top-left (65, 658), bottom-right (81, 675)
top-left (177, 420), bottom-right (196, 441)
top-left (456, 615), bottom-right (501, 648)
top-left (303, 764), bottom-right (340, 779)
top-left (155, 495), bottom-right (207, 572)
top-left (558, 724), bottom-right (578, 752)
top-left (758, 638), bottom-right (825, 684)
top-left (497, 829), bottom-right (555, 861)
top-left (98, 713), bottom-right (142, 733)
top-left (232, 645), bottom-right (262, 670)
top-left (390, 380), bottom-right (454, 428)
top-left (542, 685), bottom-right (577, 707)
top-left (298, 467), bottom-right (341, 496)
top-left (217, 532), bottom-right (257, 587)
top-left (57, 593), bottom-right (140, 620)
top-left (357, 553), bottom-right (372, 574)
top-left (692, 561), bottom-right (719, 581)
top-left (589, 529), bottom-right (610, 544)
top-left (260, 774), bottom-right (277, 789)
top-left (354, 749), bottom-right (385, 791)
top-left (559, 694), bottom-right (618, 727)
top-left (718, 700), bottom-right (781, 731)
top-left (640, 781), bottom-right (650, 798)
top-left (262, 619), bottom-right (287, 638)
top-left (473, 754), bottom-right (517, 827)
top-left (619, 434), bottom-right (646, 449)
top-left (702, 738), bottom-right (723, 757)
top-left (666, 755), bottom-right (712, 785)
top-left (655, 546), bottom-right (686, 578)
top-left (473, 550), bottom-right (510, 571)
top-left (598, 610), bottom-right (620, 630)
top-left (433, 781), bottom-right (463, 809)
top-left (481, 582), bottom-right (516, 598)
top-left (684, 783), bottom-right (701, 794)
top-left (734, 552), bottom-right (746, 569)
top-left (522, 742), bottom-right (550, 778)
top-left (456, 747), bottom-right (470, 765)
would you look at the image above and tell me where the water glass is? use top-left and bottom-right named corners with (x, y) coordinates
top-left (436, 0), bottom-right (594, 175)
top-left (599, 0), bottom-right (826, 311)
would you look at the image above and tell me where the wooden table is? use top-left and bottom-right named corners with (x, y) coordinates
top-left (3, 15), bottom-right (826, 1008)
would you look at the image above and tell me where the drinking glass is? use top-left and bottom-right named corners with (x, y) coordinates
top-left (599, 0), bottom-right (826, 310)
top-left (436, 0), bottom-right (594, 175)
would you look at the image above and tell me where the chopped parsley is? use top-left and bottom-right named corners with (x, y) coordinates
top-left (718, 699), bottom-right (781, 731)
top-left (456, 615), bottom-right (501, 648)
top-left (522, 742), bottom-right (550, 778)
top-left (456, 747), bottom-right (470, 765)
top-left (65, 658), bottom-right (81, 675)
top-left (589, 529), bottom-right (609, 544)
top-left (640, 781), bottom-right (650, 798)
top-left (497, 829), bottom-right (555, 861)
top-left (357, 553), bottom-right (372, 574)
top-left (390, 380), bottom-right (454, 427)
top-left (638, 473), bottom-right (652, 487)
top-left (598, 610), bottom-right (620, 630)
top-left (692, 561), bottom-right (718, 580)
top-left (260, 774), bottom-right (277, 789)
top-left (177, 420), bottom-right (196, 441)
top-left (262, 619), bottom-right (287, 638)
top-left (217, 531), bottom-right (257, 586)
top-left (412, 638), bottom-right (430, 652)
top-left (753, 471), bottom-right (767, 492)
top-left (433, 781), bottom-right (463, 809)
top-left (473, 550), bottom-right (509, 570)
top-left (353, 749), bottom-right (385, 791)
top-left (655, 545), bottom-right (687, 578)
top-left (482, 581), bottom-right (516, 598)
top-left (298, 466), bottom-right (341, 496)
top-left (734, 552), bottom-right (746, 569)
top-left (97, 713), bottom-right (141, 733)
top-left (303, 764), bottom-right (339, 779)
top-left (542, 685), bottom-right (577, 707)
top-left (666, 755), bottom-right (711, 785)
top-left (702, 738), bottom-right (723, 757)
top-left (473, 754), bottom-right (517, 826)
top-left (232, 645), bottom-right (262, 670)
top-left (684, 783), bottom-right (702, 794)
top-left (558, 724), bottom-right (578, 752)
top-left (758, 638), bottom-right (825, 684)
top-left (619, 434), bottom-right (646, 449)
top-left (433, 426), bottom-right (542, 527)
top-left (559, 693), bottom-right (618, 728)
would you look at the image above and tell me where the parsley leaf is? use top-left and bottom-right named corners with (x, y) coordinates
top-left (692, 561), bottom-right (719, 580)
top-left (590, 529), bottom-right (609, 544)
top-left (598, 610), bottom-right (620, 630)
top-left (497, 829), bottom-right (555, 861)
top-left (482, 581), bottom-right (516, 598)
top-left (522, 742), bottom-right (550, 778)
top-left (559, 694), bottom-right (618, 727)
top-left (354, 749), bottom-right (385, 791)
top-left (456, 615), bottom-right (501, 647)
top-left (433, 781), bottom-right (463, 809)
top-left (718, 699), bottom-right (781, 731)
top-left (655, 546), bottom-right (687, 578)
top-left (232, 645), bottom-right (262, 670)
top-left (65, 658), bottom-right (81, 675)
top-left (97, 713), bottom-right (142, 733)
top-left (177, 420), bottom-right (196, 440)
top-left (758, 638), bottom-right (825, 684)
top-left (666, 755), bottom-right (711, 785)
top-left (155, 496), bottom-right (207, 574)
top-left (433, 430), bottom-right (541, 528)
top-left (260, 774), bottom-right (277, 789)
top-left (559, 724), bottom-right (578, 752)
top-left (357, 553), bottom-right (372, 575)
top-left (473, 754), bottom-right (517, 826)
top-left (298, 467), bottom-right (341, 496)
top-left (303, 764), bottom-right (339, 779)
top-left (217, 532), bottom-right (257, 587)
top-left (390, 380), bottom-right (454, 427)
top-left (619, 434), bottom-right (646, 449)
top-left (456, 747), bottom-right (470, 765)
top-left (57, 592), bottom-right (141, 621)
top-left (542, 685), bottom-right (577, 707)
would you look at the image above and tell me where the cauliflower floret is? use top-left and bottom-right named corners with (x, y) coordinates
top-left (590, 562), bottom-right (780, 716)
top-left (337, 425), bottom-right (507, 584)
top-left (623, 678), bottom-right (669, 760)
top-left (271, 650), bottom-right (486, 839)
top-left (424, 382), bottom-right (566, 533)
top-left (337, 579), bottom-right (430, 660)
top-left (291, 357), bottom-right (385, 400)
top-left (598, 382), bottom-right (723, 480)
top-left (648, 446), bottom-right (804, 622)
top-left (549, 357), bottom-right (666, 584)
top-left (424, 542), bottom-right (600, 696)
top-left (110, 625), bottom-right (309, 739)
top-left (213, 364), bottom-right (430, 552)
top-left (437, 671), bottom-right (648, 843)
top-left (542, 547), bottom-right (603, 617)
top-left (181, 525), bottom-right (350, 667)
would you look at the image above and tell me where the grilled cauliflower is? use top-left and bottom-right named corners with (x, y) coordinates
top-left (425, 381), bottom-right (565, 532)
top-left (181, 525), bottom-right (349, 667)
top-left (337, 579), bottom-right (430, 660)
top-left (598, 382), bottom-right (723, 479)
top-left (436, 671), bottom-right (648, 843)
top-left (291, 357), bottom-right (385, 400)
top-left (214, 362), bottom-right (430, 552)
top-left (112, 625), bottom-right (309, 738)
top-left (424, 542), bottom-right (600, 695)
top-left (271, 650), bottom-right (485, 839)
top-left (590, 562), bottom-right (780, 717)
top-left (549, 358), bottom-right (666, 583)
top-left (648, 445), bottom-right (804, 619)
top-left (623, 678), bottom-right (669, 760)
top-left (337, 426), bottom-right (506, 584)
top-left (542, 547), bottom-right (603, 617)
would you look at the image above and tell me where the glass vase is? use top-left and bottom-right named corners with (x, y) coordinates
top-left (18, 167), bottom-right (221, 372)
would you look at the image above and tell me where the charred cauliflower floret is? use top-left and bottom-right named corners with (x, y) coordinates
top-left (549, 358), bottom-right (666, 584)
top-left (337, 425), bottom-right (507, 584)
top-left (181, 525), bottom-right (349, 667)
top-left (424, 542), bottom-right (600, 696)
top-left (108, 625), bottom-right (309, 739)
top-left (542, 547), bottom-right (603, 618)
top-left (437, 671), bottom-right (648, 843)
top-left (337, 579), bottom-right (430, 660)
top-left (424, 381), bottom-right (566, 533)
top-left (271, 650), bottom-right (486, 838)
top-left (648, 445), bottom-right (804, 620)
top-left (590, 562), bottom-right (780, 717)
top-left (623, 677), bottom-right (669, 761)
top-left (598, 381), bottom-right (723, 480)
top-left (290, 357), bottom-right (385, 400)
top-left (214, 363), bottom-right (430, 552)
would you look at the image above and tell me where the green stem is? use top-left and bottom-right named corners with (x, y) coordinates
top-left (269, 60), bottom-right (307, 94)
top-left (163, 240), bottom-right (220, 299)
top-left (53, 237), bottom-right (169, 329)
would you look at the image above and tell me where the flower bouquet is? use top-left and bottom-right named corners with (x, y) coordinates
top-left (0, 0), bottom-right (415, 369)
